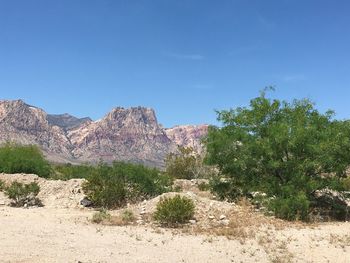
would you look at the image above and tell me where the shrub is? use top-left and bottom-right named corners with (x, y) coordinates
top-left (205, 89), bottom-right (350, 221)
top-left (153, 195), bottom-right (195, 226)
top-left (209, 177), bottom-right (242, 202)
top-left (121, 209), bottom-right (135, 222)
top-left (342, 176), bottom-right (350, 191)
top-left (82, 164), bottom-right (127, 209)
top-left (165, 147), bottom-right (198, 179)
top-left (5, 181), bottom-right (41, 207)
top-left (112, 162), bottom-right (172, 202)
top-left (51, 163), bottom-right (95, 180)
top-left (269, 193), bottom-right (310, 221)
top-left (0, 143), bottom-right (51, 178)
top-left (83, 162), bottom-right (171, 209)
top-left (165, 147), bottom-right (215, 179)
top-left (91, 209), bottom-right (111, 223)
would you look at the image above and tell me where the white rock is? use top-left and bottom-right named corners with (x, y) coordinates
top-left (219, 215), bottom-right (226, 220)
top-left (221, 219), bottom-right (230, 226)
top-left (189, 220), bottom-right (196, 224)
top-left (208, 215), bottom-right (215, 220)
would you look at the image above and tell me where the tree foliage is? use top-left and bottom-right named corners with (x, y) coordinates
top-left (0, 143), bottom-right (51, 178)
top-left (51, 163), bottom-right (95, 180)
top-left (205, 90), bottom-right (350, 220)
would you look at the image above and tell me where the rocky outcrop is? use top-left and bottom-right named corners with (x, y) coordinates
top-left (165, 125), bottom-right (209, 153)
top-left (0, 100), bottom-right (208, 167)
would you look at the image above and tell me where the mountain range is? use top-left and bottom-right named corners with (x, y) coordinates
top-left (0, 99), bottom-right (208, 167)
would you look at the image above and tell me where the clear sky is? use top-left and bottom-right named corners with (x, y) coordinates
top-left (1, 0), bottom-right (350, 127)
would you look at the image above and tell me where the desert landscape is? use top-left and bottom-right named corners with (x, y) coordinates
top-left (0, 173), bottom-right (349, 263)
top-left (1, 1), bottom-right (350, 262)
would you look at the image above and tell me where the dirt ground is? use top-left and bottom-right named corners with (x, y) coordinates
top-left (0, 174), bottom-right (350, 263)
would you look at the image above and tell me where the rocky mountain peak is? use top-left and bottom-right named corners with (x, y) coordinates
top-left (0, 100), bottom-right (74, 162)
top-left (0, 99), bottom-right (208, 167)
top-left (68, 106), bottom-right (174, 167)
top-left (105, 107), bottom-right (158, 126)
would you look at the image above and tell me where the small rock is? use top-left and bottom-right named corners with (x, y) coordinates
top-left (189, 219), bottom-right (196, 224)
top-left (136, 219), bottom-right (144, 224)
top-left (221, 219), bottom-right (230, 226)
top-left (140, 210), bottom-right (146, 215)
top-left (80, 197), bottom-right (93, 207)
top-left (208, 215), bottom-right (215, 220)
top-left (219, 215), bottom-right (226, 220)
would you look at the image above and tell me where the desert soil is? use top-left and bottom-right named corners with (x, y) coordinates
top-left (0, 174), bottom-right (350, 263)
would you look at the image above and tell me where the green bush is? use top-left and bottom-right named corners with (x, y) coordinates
top-left (342, 176), bottom-right (350, 191)
top-left (209, 177), bottom-right (242, 202)
top-left (83, 162), bottom-right (172, 209)
top-left (0, 143), bottom-right (51, 178)
top-left (153, 195), bottom-right (195, 226)
top-left (205, 89), bottom-right (350, 221)
top-left (269, 193), bottom-right (310, 221)
top-left (82, 164), bottom-right (127, 209)
top-left (112, 161), bottom-right (172, 202)
top-left (5, 181), bottom-right (41, 207)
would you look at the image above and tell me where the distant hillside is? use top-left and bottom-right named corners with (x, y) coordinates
top-left (47, 113), bottom-right (92, 131)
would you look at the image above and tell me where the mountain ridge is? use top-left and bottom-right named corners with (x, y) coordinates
top-left (0, 99), bottom-right (208, 167)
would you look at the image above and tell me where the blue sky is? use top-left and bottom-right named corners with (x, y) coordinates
top-left (1, 0), bottom-right (350, 127)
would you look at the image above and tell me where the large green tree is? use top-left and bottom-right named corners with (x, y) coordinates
top-left (205, 90), bottom-right (350, 220)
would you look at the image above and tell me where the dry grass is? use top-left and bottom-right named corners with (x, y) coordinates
top-left (184, 198), bottom-right (297, 261)
top-left (190, 198), bottom-right (296, 242)
top-left (329, 233), bottom-right (350, 248)
top-left (92, 209), bottom-right (136, 226)
top-left (107, 209), bottom-right (136, 226)
top-left (258, 233), bottom-right (294, 263)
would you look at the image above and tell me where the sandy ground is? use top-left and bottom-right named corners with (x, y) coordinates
top-left (0, 206), bottom-right (349, 263)
top-left (0, 174), bottom-right (350, 262)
